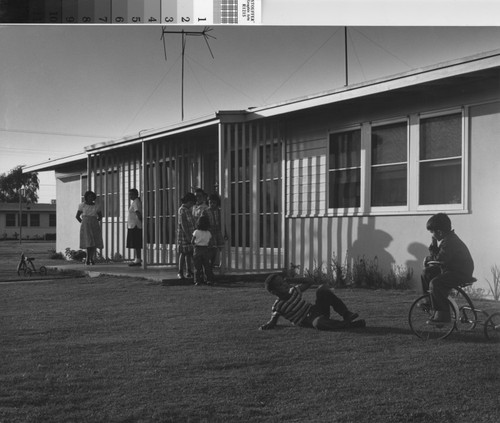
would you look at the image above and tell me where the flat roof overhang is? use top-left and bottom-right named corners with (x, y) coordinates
top-left (84, 114), bottom-right (220, 155)
top-left (243, 50), bottom-right (500, 120)
top-left (23, 153), bottom-right (87, 173)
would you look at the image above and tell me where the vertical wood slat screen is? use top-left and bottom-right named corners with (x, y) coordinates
top-left (143, 137), bottom-right (188, 266)
top-left (88, 148), bottom-right (142, 263)
top-left (86, 122), bottom-right (283, 271)
top-left (220, 119), bottom-right (284, 271)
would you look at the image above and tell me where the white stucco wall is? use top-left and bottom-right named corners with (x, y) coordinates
top-left (56, 174), bottom-right (82, 254)
top-left (286, 101), bottom-right (500, 294)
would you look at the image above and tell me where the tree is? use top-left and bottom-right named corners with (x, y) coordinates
top-left (0, 166), bottom-right (39, 203)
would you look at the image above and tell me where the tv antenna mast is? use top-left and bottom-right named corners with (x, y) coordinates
top-left (344, 27), bottom-right (349, 86)
top-left (161, 27), bottom-right (216, 121)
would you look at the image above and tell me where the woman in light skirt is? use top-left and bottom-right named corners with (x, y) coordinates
top-left (76, 190), bottom-right (103, 265)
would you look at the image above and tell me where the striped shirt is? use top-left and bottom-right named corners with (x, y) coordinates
top-left (271, 286), bottom-right (311, 325)
top-left (177, 205), bottom-right (195, 246)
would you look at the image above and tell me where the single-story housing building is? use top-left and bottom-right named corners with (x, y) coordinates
top-left (25, 49), bottom-right (500, 292)
top-left (0, 202), bottom-right (56, 240)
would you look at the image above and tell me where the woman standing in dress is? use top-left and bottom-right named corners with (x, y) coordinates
top-left (75, 190), bottom-right (103, 265)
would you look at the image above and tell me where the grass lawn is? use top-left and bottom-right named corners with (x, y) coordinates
top-left (0, 241), bottom-right (82, 282)
top-left (1, 272), bottom-right (499, 423)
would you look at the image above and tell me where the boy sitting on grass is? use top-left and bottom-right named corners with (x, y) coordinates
top-left (259, 273), bottom-right (366, 331)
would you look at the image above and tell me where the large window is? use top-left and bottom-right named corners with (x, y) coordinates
top-left (6, 214), bottom-right (16, 227)
top-left (49, 214), bottom-right (56, 227)
top-left (327, 109), bottom-right (465, 214)
top-left (371, 122), bottom-right (408, 207)
top-left (328, 129), bottom-right (361, 209)
top-left (30, 214), bottom-right (40, 227)
top-left (419, 113), bottom-right (462, 205)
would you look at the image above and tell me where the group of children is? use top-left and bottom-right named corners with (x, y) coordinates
top-left (177, 188), bottom-right (224, 286)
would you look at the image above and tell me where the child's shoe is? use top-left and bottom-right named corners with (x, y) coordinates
top-left (343, 311), bottom-right (359, 323)
top-left (426, 310), bottom-right (451, 327)
top-left (349, 319), bottom-right (366, 328)
top-left (417, 299), bottom-right (432, 311)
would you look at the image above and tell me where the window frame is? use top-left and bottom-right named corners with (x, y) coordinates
top-left (369, 117), bottom-right (410, 214)
top-left (6, 213), bottom-right (16, 227)
top-left (326, 107), bottom-right (469, 216)
top-left (415, 107), bottom-right (467, 213)
top-left (30, 213), bottom-right (40, 227)
top-left (327, 125), bottom-right (363, 216)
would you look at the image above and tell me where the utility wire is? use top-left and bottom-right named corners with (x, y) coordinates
top-left (185, 55), bottom-right (216, 113)
top-left (120, 52), bottom-right (183, 136)
top-left (265, 28), bottom-right (341, 103)
top-left (1, 146), bottom-right (76, 154)
top-left (347, 29), bottom-right (366, 81)
top-left (351, 28), bottom-right (412, 69)
top-left (0, 128), bottom-right (112, 139)
top-left (185, 53), bottom-right (261, 105)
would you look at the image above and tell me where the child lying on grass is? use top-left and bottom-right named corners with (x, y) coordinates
top-left (259, 274), bottom-right (366, 331)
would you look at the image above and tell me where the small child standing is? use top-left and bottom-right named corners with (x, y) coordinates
top-left (192, 215), bottom-right (216, 286)
top-left (260, 274), bottom-right (365, 331)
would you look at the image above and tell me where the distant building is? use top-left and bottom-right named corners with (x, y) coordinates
top-left (0, 202), bottom-right (56, 240)
top-left (24, 50), bottom-right (500, 291)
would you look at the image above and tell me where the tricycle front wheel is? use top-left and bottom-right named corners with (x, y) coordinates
top-left (484, 312), bottom-right (500, 341)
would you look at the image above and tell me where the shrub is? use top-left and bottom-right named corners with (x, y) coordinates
top-left (351, 256), bottom-right (385, 289)
top-left (305, 260), bottom-right (333, 287)
top-left (64, 248), bottom-right (87, 262)
top-left (486, 264), bottom-right (500, 301)
top-left (302, 254), bottom-right (413, 291)
top-left (48, 249), bottom-right (65, 260)
top-left (328, 253), bottom-right (352, 288)
top-left (462, 285), bottom-right (488, 300)
top-left (112, 252), bottom-right (124, 262)
top-left (384, 264), bottom-right (414, 290)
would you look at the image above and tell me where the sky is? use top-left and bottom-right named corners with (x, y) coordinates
top-left (1, 17), bottom-right (500, 202)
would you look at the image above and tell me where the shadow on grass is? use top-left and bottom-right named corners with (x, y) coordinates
top-left (261, 324), bottom-right (415, 336)
top-left (162, 275), bottom-right (268, 288)
top-left (356, 325), bottom-right (415, 336)
top-left (441, 332), bottom-right (497, 344)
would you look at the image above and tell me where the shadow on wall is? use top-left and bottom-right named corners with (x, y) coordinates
top-left (406, 242), bottom-right (429, 282)
top-left (348, 220), bottom-right (395, 271)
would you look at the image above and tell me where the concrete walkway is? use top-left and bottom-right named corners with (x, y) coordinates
top-left (47, 262), bottom-right (187, 283)
top-left (46, 261), bottom-right (270, 285)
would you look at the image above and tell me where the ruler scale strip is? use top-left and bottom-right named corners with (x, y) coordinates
top-left (0, 0), bottom-right (261, 24)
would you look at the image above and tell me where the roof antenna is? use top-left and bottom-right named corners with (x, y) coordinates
top-left (344, 26), bottom-right (349, 86)
top-left (161, 27), bottom-right (216, 121)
